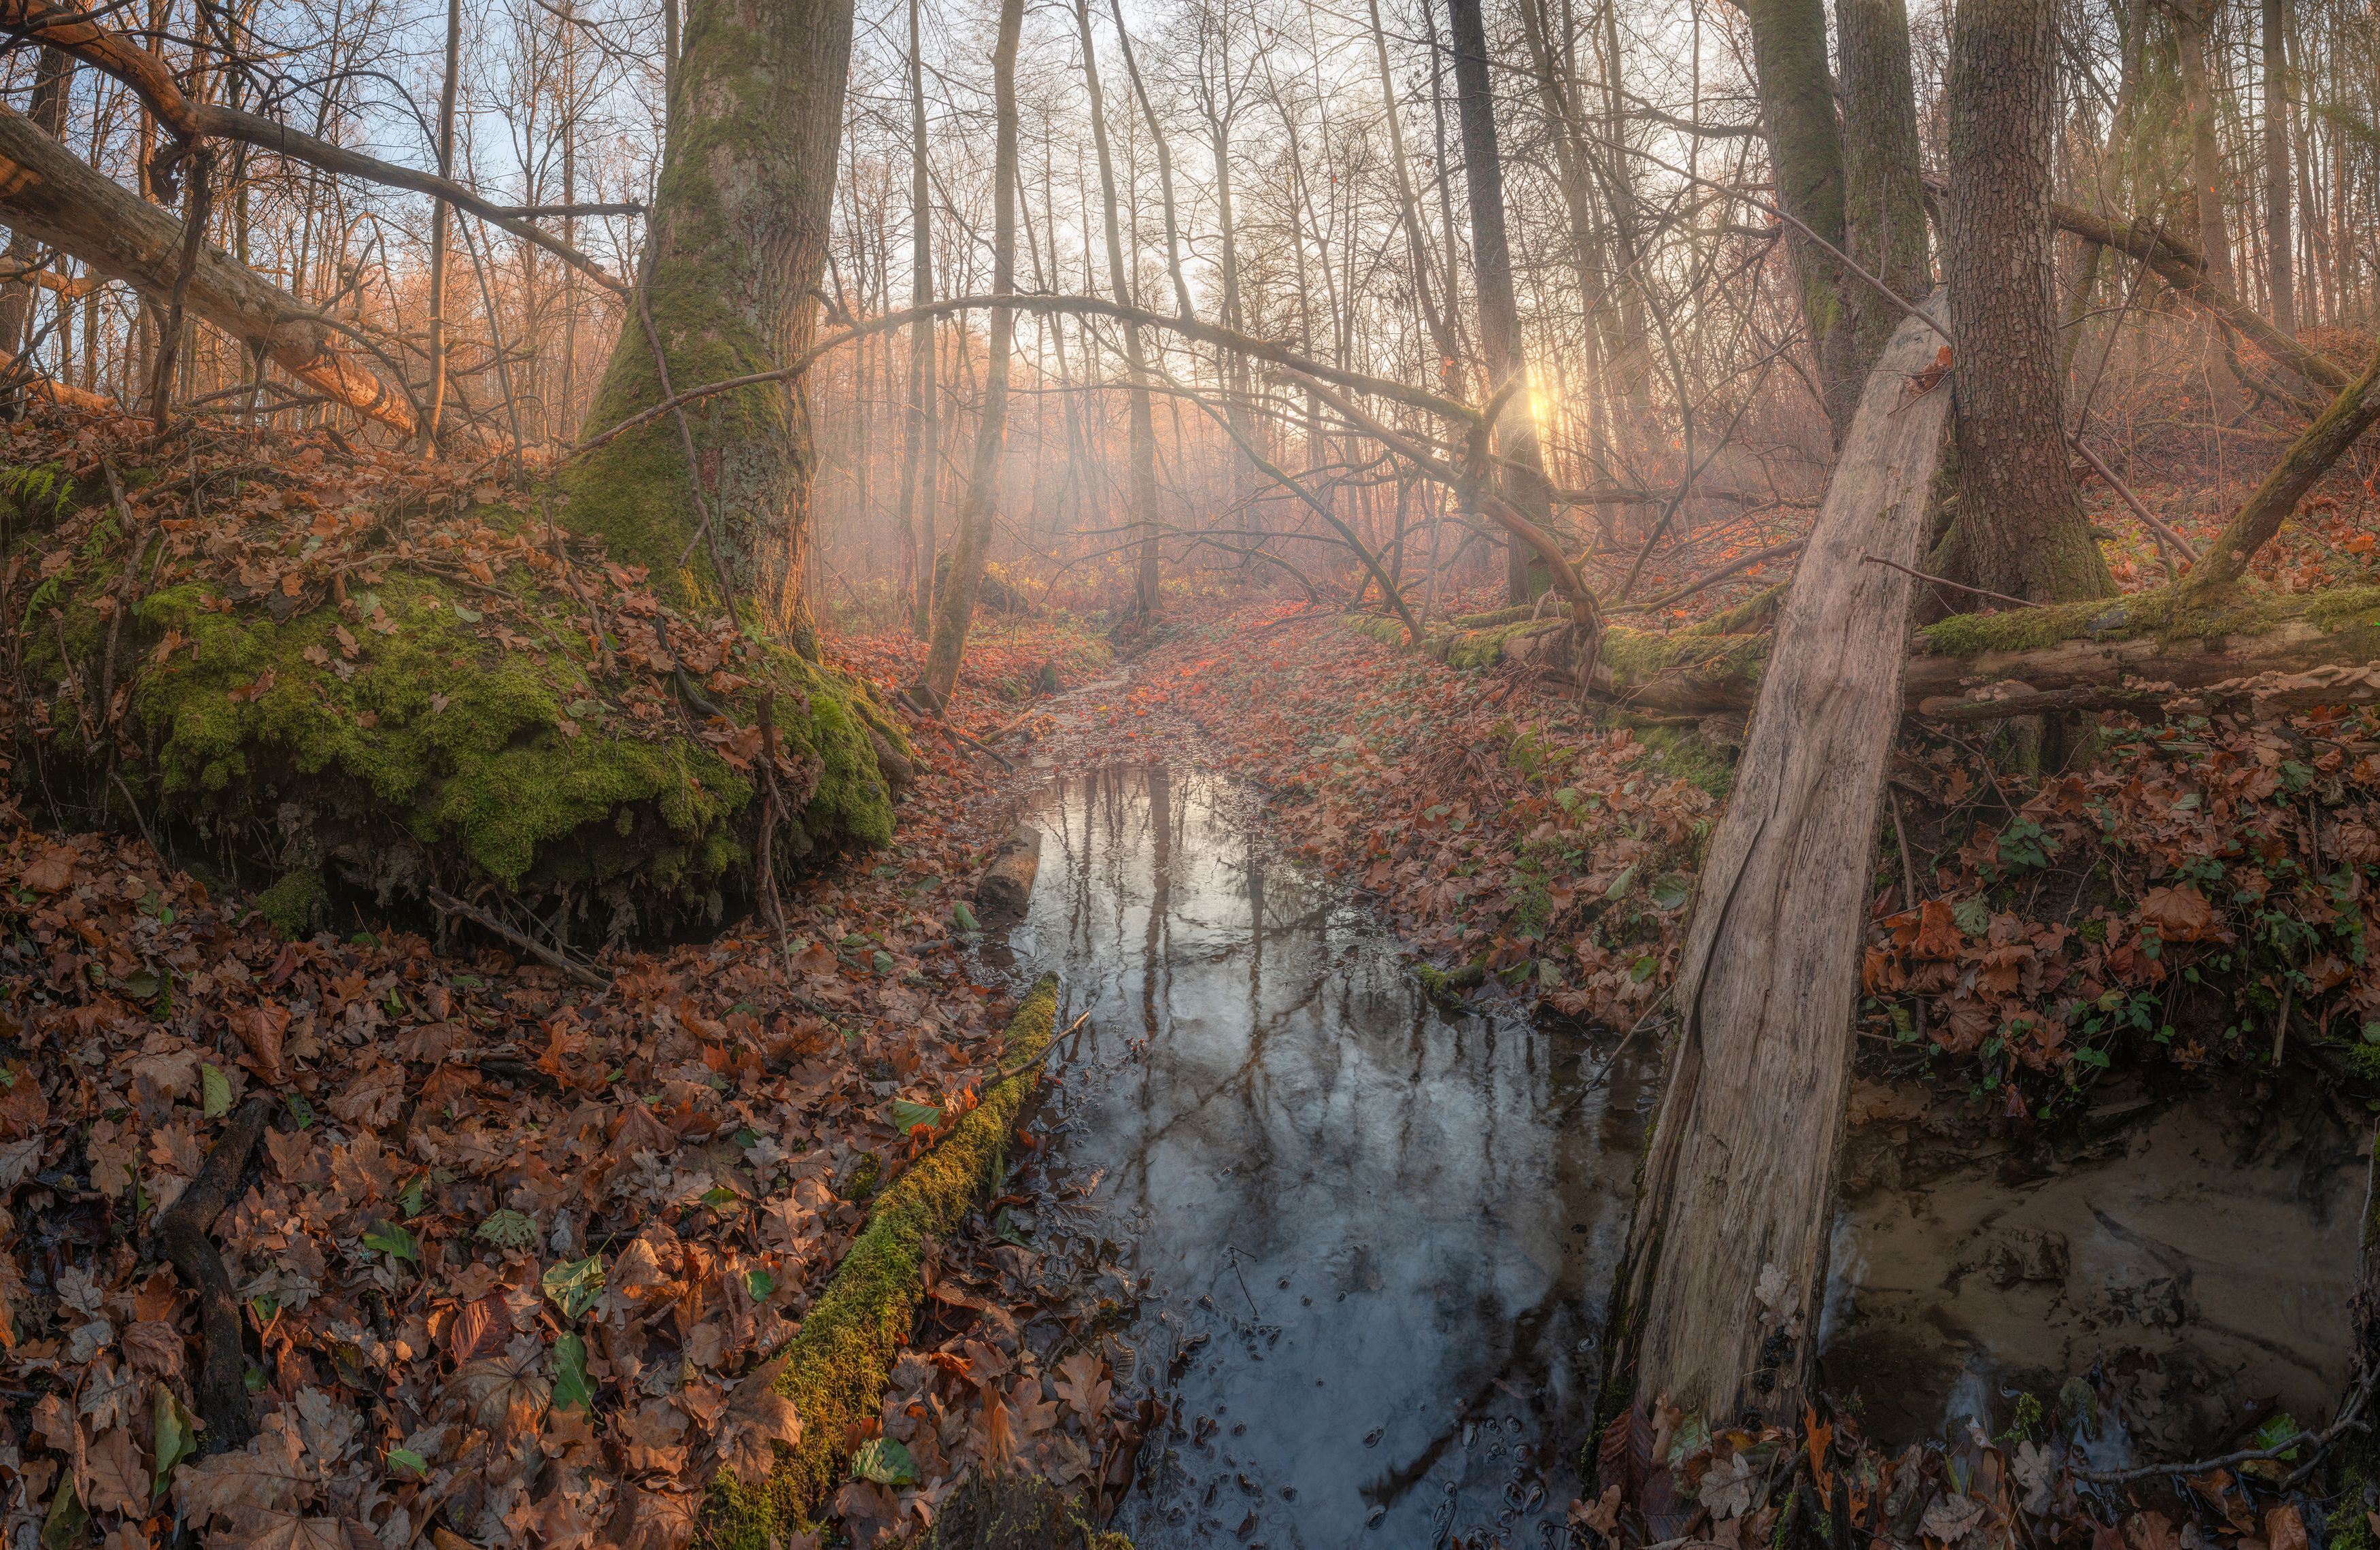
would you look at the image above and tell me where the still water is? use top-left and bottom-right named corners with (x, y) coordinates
top-left (1004, 764), bottom-right (1651, 1548)
top-left (990, 759), bottom-right (2362, 1543)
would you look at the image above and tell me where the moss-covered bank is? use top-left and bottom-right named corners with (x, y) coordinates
top-left (12, 496), bottom-right (902, 939)
top-left (700, 976), bottom-right (1063, 1547)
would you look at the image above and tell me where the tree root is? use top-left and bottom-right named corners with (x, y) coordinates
top-left (154, 1094), bottom-right (274, 1453)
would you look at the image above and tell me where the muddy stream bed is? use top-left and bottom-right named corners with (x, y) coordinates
top-left (978, 760), bottom-right (2364, 1547)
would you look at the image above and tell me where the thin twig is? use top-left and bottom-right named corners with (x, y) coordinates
top-left (1858, 552), bottom-right (2042, 610)
top-left (425, 887), bottom-right (609, 992)
top-left (2075, 1367), bottom-right (2378, 1484)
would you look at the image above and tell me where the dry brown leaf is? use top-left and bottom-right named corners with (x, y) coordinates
top-left (119, 1320), bottom-right (184, 1378)
top-left (80, 1425), bottom-right (148, 1517)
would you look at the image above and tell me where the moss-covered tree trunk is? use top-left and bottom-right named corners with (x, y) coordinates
top-left (915, 0), bottom-right (1022, 705)
top-left (1740, 0), bottom-right (1930, 445)
top-left (1943, 0), bottom-right (2116, 605)
top-left (563, 0), bottom-right (855, 602)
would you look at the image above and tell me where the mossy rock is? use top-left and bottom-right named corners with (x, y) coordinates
top-left (700, 977), bottom-right (1061, 1547)
top-left (14, 541), bottom-right (902, 942)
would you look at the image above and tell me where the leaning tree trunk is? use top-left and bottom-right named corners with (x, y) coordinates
top-left (1943, 0), bottom-right (2115, 605)
top-left (914, 0), bottom-right (1022, 706)
top-left (1607, 299), bottom-right (1956, 1429)
top-left (1444, 0), bottom-right (1562, 605)
top-left (0, 105), bottom-right (414, 433)
top-left (563, 0), bottom-right (855, 603)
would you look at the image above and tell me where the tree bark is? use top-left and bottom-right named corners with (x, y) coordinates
top-left (1945, 0), bottom-right (2115, 603)
top-left (0, 105), bottom-right (415, 435)
top-left (1444, 0), bottom-right (1561, 605)
top-left (1075, 0), bottom-right (1163, 618)
top-left (899, 0), bottom-right (938, 638)
top-left (1608, 301), bottom-right (1956, 1428)
top-left (564, 0), bottom-right (854, 598)
top-left (915, 0), bottom-right (1022, 705)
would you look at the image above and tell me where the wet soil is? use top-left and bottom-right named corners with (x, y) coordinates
top-left (1818, 1073), bottom-right (2364, 1460)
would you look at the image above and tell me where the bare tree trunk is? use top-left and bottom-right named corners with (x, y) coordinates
top-left (1444, 0), bottom-right (1561, 604)
top-left (422, 0), bottom-right (460, 453)
top-left (1074, 0), bottom-right (1163, 618)
top-left (1837, 0), bottom-right (1935, 365)
top-left (916, 0), bottom-right (1022, 705)
top-left (1367, 0), bottom-right (1460, 394)
top-left (564, 0), bottom-right (855, 601)
top-left (2263, 0), bottom-right (2294, 334)
top-left (2175, 0), bottom-right (2243, 403)
top-left (1944, 0), bottom-right (2115, 603)
top-left (899, 0), bottom-right (938, 637)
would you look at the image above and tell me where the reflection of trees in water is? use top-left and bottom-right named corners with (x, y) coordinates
top-left (1021, 761), bottom-right (1656, 1542)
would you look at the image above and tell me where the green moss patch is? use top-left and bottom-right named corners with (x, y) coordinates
top-left (700, 976), bottom-right (1061, 1548)
top-left (17, 540), bottom-right (897, 932)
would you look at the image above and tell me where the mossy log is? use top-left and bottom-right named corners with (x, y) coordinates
top-left (700, 977), bottom-right (1061, 1548)
top-left (10, 496), bottom-right (902, 941)
top-left (1349, 581), bottom-right (2380, 720)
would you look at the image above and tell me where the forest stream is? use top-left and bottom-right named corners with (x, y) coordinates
top-left (983, 760), bottom-right (2366, 1547)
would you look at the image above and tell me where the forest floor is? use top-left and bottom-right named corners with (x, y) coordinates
top-left (4, 379), bottom-right (2380, 1548)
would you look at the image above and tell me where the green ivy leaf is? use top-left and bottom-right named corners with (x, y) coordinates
top-left (152, 1384), bottom-right (199, 1498)
top-left (1952, 898), bottom-right (1992, 937)
top-left (889, 1099), bottom-right (942, 1136)
top-left (452, 603), bottom-right (483, 623)
top-left (870, 949), bottom-right (897, 975)
top-left (543, 1253), bottom-right (605, 1320)
top-left (476, 1209), bottom-right (538, 1250)
top-left (361, 1220), bottom-right (418, 1264)
top-left (851, 1437), bottom-right (919, 1487)
top-left (285, 1093), bottom-right (315, 1129)
top-left (551, 1332), bottom-right (595, 1411)
top-left (397, 1175), bottom-right (426, 1218)
top-left (199, 1064), bottom-right (231, 1119)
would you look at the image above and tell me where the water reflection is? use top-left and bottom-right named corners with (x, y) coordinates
top-left (1009, 764), bottom-right (1652, 1547)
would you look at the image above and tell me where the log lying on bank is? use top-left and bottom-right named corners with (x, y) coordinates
top-left (1601, 300), bottom-right (1955, 1427)
top-left (1353, 583), bottom-right (2380, 723)
top-left (0, 105), bottom-right (418, 436)
top-left (974, 826), bottom-right (1043, 918)
top-left (702, 978), bottom-right (1061, 1547)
